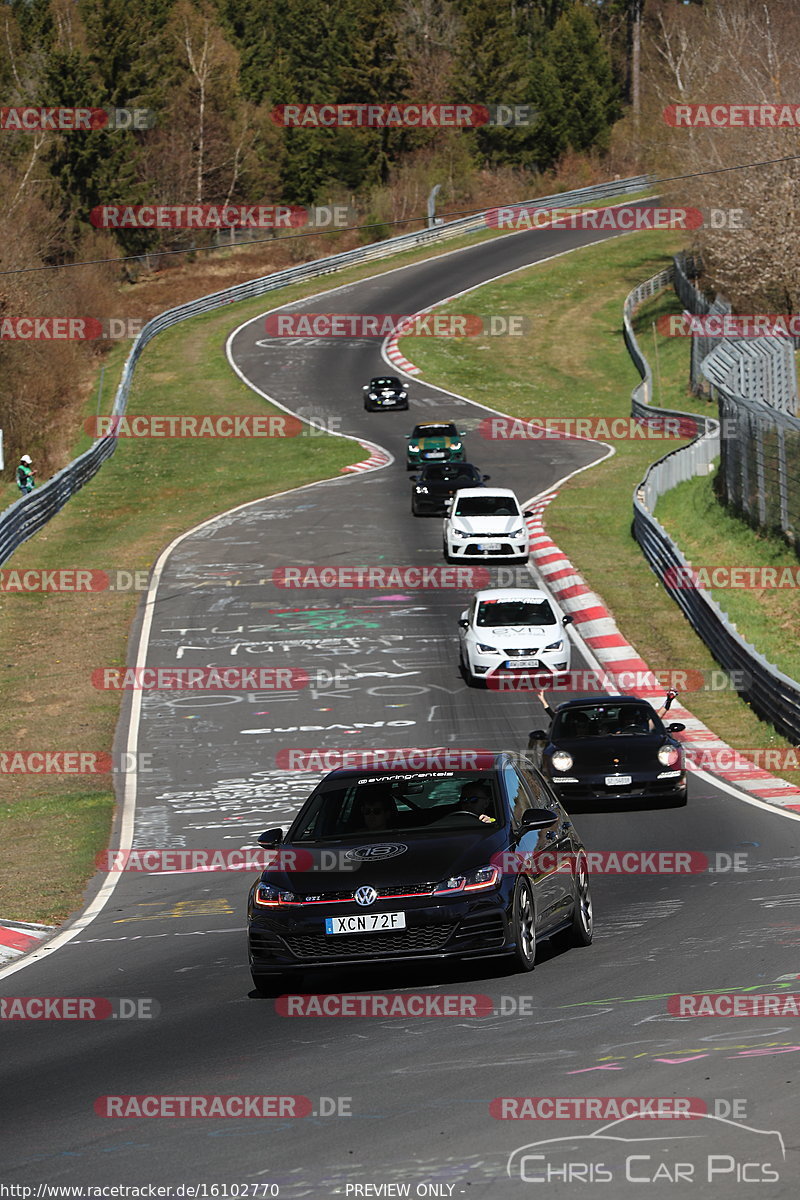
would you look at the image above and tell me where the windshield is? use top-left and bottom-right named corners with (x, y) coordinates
top-left (413, 424), bottom-right (458, 438)
top-left (476, 599), bottom-right (554, 627)
top-left (289, 772), bottom-right (501, 841)
top-left (372, 379), bottom-right (399, 388)
top-left (552, 704), bottom-right (662, 739)
top-left (454, 496), bottom-right (519, 517)
top-left (424, 465), bottom-right (478, 483)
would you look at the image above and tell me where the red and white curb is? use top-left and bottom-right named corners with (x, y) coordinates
top-left (524, 494), bottom-right (800, 812)
top-left (342, 443), bottom-right (393, 474)
top-left (385, 332), bottom-right (421, 376)
top-left (0, 920), bottom-right (55, 965)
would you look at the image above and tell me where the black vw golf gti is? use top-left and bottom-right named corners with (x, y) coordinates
top-left (247, 754), bottom-right (593, 992)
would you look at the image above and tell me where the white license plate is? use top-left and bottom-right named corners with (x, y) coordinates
top-left (325, 912), bottom-right (406, 935)
top-left (425, 452), bottom-right (445, 458)
top-left (506, 657), bottom-right (539, 668)
top-left (476, 541), bottom-right (502, 551)
top-left (605, 774), bottom-right (632, 786)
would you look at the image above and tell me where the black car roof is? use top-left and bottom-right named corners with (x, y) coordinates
top-left (554, 695), bottom-right (657, 711)
top-left (418, 462), bottom-right (480, 475)
top-left (319, 754), bottom-right (512, 783)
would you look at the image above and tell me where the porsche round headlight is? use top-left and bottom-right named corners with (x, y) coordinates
top-left (551, 750), bottom-right (573, 772)
top-left (658, 744), bottom-right (680, 767)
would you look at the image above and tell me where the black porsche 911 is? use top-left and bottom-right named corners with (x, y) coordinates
top-left (410, 461), bottom-right (490, 515)
top-left (527, 695), bottom-right (687, 806)
top-left (247, 754), bottom-right (593, 992)
top-left (363, 376), bottom-right (409, 411)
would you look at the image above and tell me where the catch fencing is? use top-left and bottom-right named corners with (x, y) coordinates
top-left (0, 175), bottom-right (650, 566)
top-left (628, 263), bottom-right (800, 743)
top-left (672, 252), bottom-right (800, 540)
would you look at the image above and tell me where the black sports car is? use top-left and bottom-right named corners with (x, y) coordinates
top-left (363, 376), bottom-right (408, 411)
top-left (528, 696), bottom-right (687, 806)
top-left (247, 754), bottom-right (593, 992)
top-left (410, 462), bottom-right (490, 515)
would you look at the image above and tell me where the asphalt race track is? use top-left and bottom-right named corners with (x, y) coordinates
top-left (2, 211), bottom-right (799, 1198)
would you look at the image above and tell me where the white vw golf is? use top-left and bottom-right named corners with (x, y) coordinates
top-left (442, 487), bottom-right (531, 561)
top-left (458, 588), bottom-right (573, 685)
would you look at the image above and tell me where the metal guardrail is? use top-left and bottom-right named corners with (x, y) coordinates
top-left (627, 264), bottom-right (800, 743)
top-left (0, 174), bottom-right (651, 566)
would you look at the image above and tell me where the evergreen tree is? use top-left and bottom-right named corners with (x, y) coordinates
top-left (548, 3), bottom-right (620, 155)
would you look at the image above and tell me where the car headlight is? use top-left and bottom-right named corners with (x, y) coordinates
top-left (476, 642), bottom-right (498, 654)
top-left (408, 443), bottom-right (419, 452)
top-left (551, 750), bottom-right (574, 772)
top-left (453, 528), bottom-right (473, 538)
top-left (658, 744), bottom-right (681, 767)
top-left (450, 441), bottom-right (462, 450)
top-left (415, 486), bottom-right (429, 494)
top-left (399, 391), bottom-right (407, 398)
top-left (434, 865), bottom-right (500, 894)
top-left (369, 392), bottom-right (378, 399)
top-left (509, 526), bottom-right (525, 537)
top-left (254, 882), bottom-right (297, 907)
top-left (544, 639), bottom-right (563, 651)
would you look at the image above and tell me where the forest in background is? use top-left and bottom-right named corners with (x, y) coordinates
top-left (3, 0), bottom-right (798, 479)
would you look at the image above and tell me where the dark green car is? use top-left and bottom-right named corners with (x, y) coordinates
top-left (406, 422), bottom-right (466, 470)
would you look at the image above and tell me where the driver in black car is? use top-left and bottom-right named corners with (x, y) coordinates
top-left (454, 780), bottom-right (496, 824)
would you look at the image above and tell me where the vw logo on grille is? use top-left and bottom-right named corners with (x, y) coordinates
top-left (344, 843), bottom-right (408, 862)
top-left (355, 886), bottom-right (378, 907)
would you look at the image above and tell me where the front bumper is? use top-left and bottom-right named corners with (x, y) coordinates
top-left (547, 771), bottom-right (688, 802)
top-left (446, 537), bottom-right (529, 560)
top-left (407, 449), bottom-right (465, 469)
top-left (366, 396), bottom-right (407, 409)
top-left (248, 893), bottom-right (511, 973)
top-left (466, 652), bottom-right (569, 679)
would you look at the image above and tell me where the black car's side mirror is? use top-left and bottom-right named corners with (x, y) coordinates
top-left (519, 807), bottom-right (559, 830)
top-left (528, 729), bottom-right (548, 741)
top-left (257, 828), bottom-right (284, 847)
top-left (410, 475), bottom-right (418, 482)
top-left (522, 509), bottom-right (534, 518)
top-left (458, 618), bottom-right (469, 629)
top-left (562, 614), bottom-right (573, 626)
top-left (482, 474), bottom-right (491, 481)
top-left (667, 722), bottom-right (685, 733)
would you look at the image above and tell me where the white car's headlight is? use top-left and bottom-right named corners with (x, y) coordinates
top-left (452, 529), bottom-right (473, 538)
top-left (476, 642), bottom-right (498, 654)
top-left (509, 526), bottom-right (525, 537)
top-left (544, 639), bottom-right (563, 651)
top-left (551, 750), bottom-right (574, 772)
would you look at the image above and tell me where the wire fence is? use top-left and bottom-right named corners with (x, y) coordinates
top-left (628, 264), bottom-right (800, 743)
top-left (672, 252), bottom-right (800, 544)
top-left (0, 174), bottom-right (651, 567)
